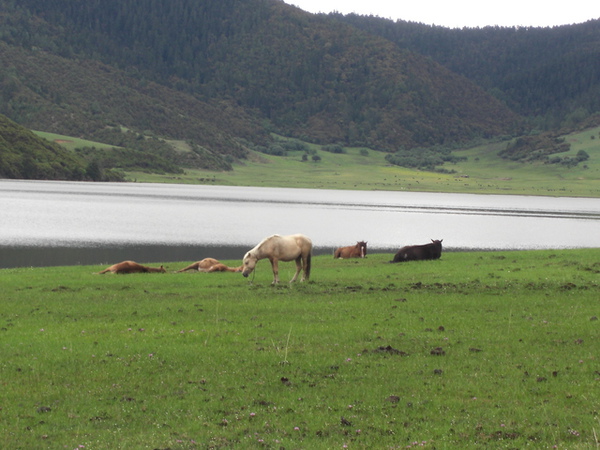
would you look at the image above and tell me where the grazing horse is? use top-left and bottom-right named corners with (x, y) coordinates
top-left (97, 260), bottom-right (166, 274)
top-left (390, 239), bottom-right (443, 263)
top-left (334, 241), bottom-right (367, 259)
top-left (178, 258), bottom-right (242, 273)
top-left (242, 234), bottom-right (312, 284)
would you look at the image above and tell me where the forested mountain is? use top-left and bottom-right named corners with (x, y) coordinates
top-left (336, 15), bottom-right (600, 129)
top-left (0, 0), bottom-right (597, 179)
top-left (0, 42), bottom-right (265, 165)
top-left (0, 0), bottom-right (521, 157)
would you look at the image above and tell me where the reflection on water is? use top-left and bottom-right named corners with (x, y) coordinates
top-left (1, 180), bottom-right (599, 268)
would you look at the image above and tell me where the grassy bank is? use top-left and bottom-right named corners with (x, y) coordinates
top-left (126, 126), bottom-right (600, 198)
top-left (1, 250), bottom-right (599, 448)
top-left (38, 126), bottom-right (600, 197)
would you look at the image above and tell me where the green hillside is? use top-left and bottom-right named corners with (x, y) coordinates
top-left (0, 0), bottom-right (521, 154)
top-left (0, 42), bottom-right (262, 170)
top-left (0, 0), bottom-right (598, 187)
top-left (0, 114), bottom-right (87, 180)
top-left (338, 16), bottom-right (600, 129)
top-left (123, 126), bottom-right (600, 198)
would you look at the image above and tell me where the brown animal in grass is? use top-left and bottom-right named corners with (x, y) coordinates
top-left (97, 260), bottom-right (166, 274)
top-left (178, 258), bottom-right (242, 273)
top-left (390, 239), bottom-right (443, 263)
top-left (334, 241), bottom-right (367, 259)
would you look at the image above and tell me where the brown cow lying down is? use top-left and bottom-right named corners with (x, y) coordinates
top-left (178, 258), bottom-right (243, 273)
top-left (97, 260), bottom-right (166, 274)
top-left (390, 239), bottom-right (443, 263)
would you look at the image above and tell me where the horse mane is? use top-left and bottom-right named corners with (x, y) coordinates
top-left (248, 234), bottom-right (279, 257)
top-left (257, 234), bottom-right (279, 247)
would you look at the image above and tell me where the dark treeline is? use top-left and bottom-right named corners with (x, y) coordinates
top-left (336, 14), bottom-right (600, 129)
top-left (1, 0), bottom-right (263, 89)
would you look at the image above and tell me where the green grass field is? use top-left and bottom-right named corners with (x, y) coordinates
top-left (33, 131), bottom-right (120, 152)
top-left (125, 126), bottom-right (600, 198)
top-left (1, 250), bottom-right (598, 448)
top-left (39, 125), bottom-right (600, 197)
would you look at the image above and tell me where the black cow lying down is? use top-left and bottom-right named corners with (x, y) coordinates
top-left (390, 239), bottom-right (443, 263)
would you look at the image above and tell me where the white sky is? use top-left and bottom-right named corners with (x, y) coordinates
top-left (285, 0), bottom-right (599, 28)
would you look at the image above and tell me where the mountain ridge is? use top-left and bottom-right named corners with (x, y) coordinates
top-left (0, 0), bottom-right (522, 153)
top-left (0, 0), bottom-right (597, 180)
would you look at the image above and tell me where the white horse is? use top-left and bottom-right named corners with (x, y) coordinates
top-left (242, 234), bottom-right (312, 284)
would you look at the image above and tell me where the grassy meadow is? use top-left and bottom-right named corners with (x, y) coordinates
top-left (125, 126), bottom-right (600, 198)
top-left (1, 250), bottom-right (599, 449)
top-left (33, 131), bottom-right (119, 152)
top-left (37, 125), bottom-right (600, 197)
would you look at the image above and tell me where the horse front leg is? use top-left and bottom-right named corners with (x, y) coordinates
top-left (270, 258), bottom-right (280, 284)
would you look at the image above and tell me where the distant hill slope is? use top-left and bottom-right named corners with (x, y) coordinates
top-left (0, 114), bottom-right (87, 180)
top-left (337, 15), bottom-right (600, 128)
top-left (0, 0), bottom-right (522, 155)
top-left (0, 42), bottom-right (267, 166)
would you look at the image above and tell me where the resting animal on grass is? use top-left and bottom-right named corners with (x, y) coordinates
top-left (97, 260), bottom-right (166, 274)
top-left (390, 239), bottom-right (443, 263)
top-left (334, 241), bottom-right (367, 258)
top-left (178, 258), bottom-right (242, 273)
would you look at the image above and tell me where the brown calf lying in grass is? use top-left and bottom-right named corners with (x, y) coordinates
top-left (178, 258), bottom-right (242, 273)
top-left (97, 260), bottom-right (166, 274)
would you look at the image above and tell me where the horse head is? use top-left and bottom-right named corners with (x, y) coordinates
top-left (242, 251), bottom-right (258, 277)
top-left (358, 241), bottom-right (367, 257)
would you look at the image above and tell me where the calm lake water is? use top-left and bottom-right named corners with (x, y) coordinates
top-left (1, 179), bottom-right (599, 268)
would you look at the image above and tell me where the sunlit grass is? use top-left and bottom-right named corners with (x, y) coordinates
top-left (33, 131), bottom-right (119, 152)
top-left (39, 123), bottom-right (600, 197)
top-left (127, 127), bottom-right (600, 197)
top-left (1, 250), bottom-right (599, 448)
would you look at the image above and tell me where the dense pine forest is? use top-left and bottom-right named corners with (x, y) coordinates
top-left (0, 0), bottom-right (598, 180)
top-left (337, 14), bottom-right (600, 129)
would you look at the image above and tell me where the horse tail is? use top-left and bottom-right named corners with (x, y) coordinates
top-left (305, 253), bottom-right (312, 280)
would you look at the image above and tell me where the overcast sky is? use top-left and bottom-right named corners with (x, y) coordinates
top-left (285, 0), bottom-right (599, 28)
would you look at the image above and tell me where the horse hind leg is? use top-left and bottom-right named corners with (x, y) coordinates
top-left (289, 256), bottom-right (303, 283)
top-left (178, 263), bottom-right (199, 272)
top-left (301, 253), bottom-right (311, 282)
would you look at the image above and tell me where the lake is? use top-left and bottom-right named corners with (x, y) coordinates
top-left (1, 179), bottom-right (599, 268)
